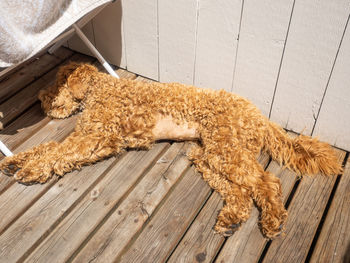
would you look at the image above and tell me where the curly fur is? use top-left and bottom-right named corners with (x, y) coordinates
top-left (0, 62), bottom-right (343, 239)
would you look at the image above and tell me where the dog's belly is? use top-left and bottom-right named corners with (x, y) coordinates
top-left (152, 115), bottom-right (199, 141)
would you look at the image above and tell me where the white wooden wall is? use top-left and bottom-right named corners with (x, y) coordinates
top-left (68, 0), bottom-right (350, 151)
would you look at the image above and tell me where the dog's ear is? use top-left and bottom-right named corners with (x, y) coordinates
top-left (67, 76), bottom-right (89, 100)
top-left (56, 62), bottom-right (82, 85)
top-left (67, 64), bottom-right (98, 100)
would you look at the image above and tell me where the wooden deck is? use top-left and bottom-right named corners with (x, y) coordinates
top-left (0, 47), bottom-right (349, 263)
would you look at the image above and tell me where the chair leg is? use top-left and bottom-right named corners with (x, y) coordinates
top-left (0, 140), bottom-right (13, 156)
top-left (72, 24), bottom-right (120, 78)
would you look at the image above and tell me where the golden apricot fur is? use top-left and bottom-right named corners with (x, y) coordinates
top-left (0, 62), bottom-right (342, 238)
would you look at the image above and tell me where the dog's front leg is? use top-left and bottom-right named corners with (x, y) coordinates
top-left (0, 141), bottom-right (59, 177)
top-left (1, 131), bottom-right (122, 184)
top-left (51, 131), bottom-right (123, 178)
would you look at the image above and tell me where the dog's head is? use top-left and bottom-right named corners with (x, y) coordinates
top-left (38, 62), bottom-right (98, 118)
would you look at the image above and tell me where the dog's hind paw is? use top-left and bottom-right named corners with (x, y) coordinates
top-left (214, 222), bottom-right (241, 237)
top-left (262, 223), bottom-right (284, 239)
top-left (260, 213), bottom-right (286, 239)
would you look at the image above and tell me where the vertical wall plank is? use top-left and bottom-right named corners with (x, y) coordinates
top-left (158, 0), bottom-right (198, 84)
top-left (313, 20), bottom-right (350, 150)
top-left (93, 0), bottom-right (126, 68)
top-left (270, 0), bottom-right (350, 134)
top-left (232, 0), bottom-right (294, 116)
top-left (193, 0), bottom-right (242, 91)
top-left (122, 0), bottom-right (158, 79)
top-left (67, 22), bottom-right (95, 57)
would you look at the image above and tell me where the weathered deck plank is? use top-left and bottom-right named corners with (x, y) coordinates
top-left (71, 143), bottom-right (192, 262)
top-left (262, 150), bottom-right (346, 263)
top-left (167, 191), bottom-right (223, 263)
top-left (25, 143), bottom-right (169, 263)
top-left (310, 156), bottom-right (350, 263)
top-left (0, 155), bottom-right (118, 262)
top-left (119, 167), bottom-right (211, 263)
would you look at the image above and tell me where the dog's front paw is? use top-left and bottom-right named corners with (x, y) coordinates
top-left (0, 156), bottom-right (24, 176)
top-left (14, 165), bottom-right (53, 184)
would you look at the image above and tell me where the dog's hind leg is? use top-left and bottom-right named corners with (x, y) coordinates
top-left (214, 185), bottom-right (253, 236)
top-left (222, 153), bottom-right (287, 239)
top-left (251, 171), bottom-right (287, 239)
top-left (200, 144), bottom-right (287, 239)
top-left (189, 145), bottom-right (253, 236)
top-left (9, 131), bottom-right (123, 184)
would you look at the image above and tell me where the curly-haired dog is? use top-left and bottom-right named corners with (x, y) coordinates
top-left (0, 62), bottom-right (342, 238)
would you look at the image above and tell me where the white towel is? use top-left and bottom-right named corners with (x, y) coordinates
top-left (0, 0), bottom-right (111, 67)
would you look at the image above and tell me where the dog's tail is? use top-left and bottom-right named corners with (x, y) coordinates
top-left (264, 122), bottom-right (343, 176)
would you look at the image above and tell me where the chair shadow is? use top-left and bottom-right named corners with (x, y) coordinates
top-left (0, 102), bottom-right (49, 136)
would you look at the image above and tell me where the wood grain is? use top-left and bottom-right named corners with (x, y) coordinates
top-left (194, 0), bottom-right (242, 91)
top-left (119, 167), bottom-right (211, 263)
top-left (0, 104), bottom-right (49, 158)
top-left (72, 143), bottom-right (192, 262)
top-left (232, 0), bottom-right (294, 116)
top-left (310, 157), bottom-right (350, 263)
top-left (270, 0), bottom-right (350, 134)
top-left (25, 143), bottom-right (169, 263)
top-left (262, 150), bottom-right (346, 263)
top-left (167, 191), bottom-right (223, 263)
